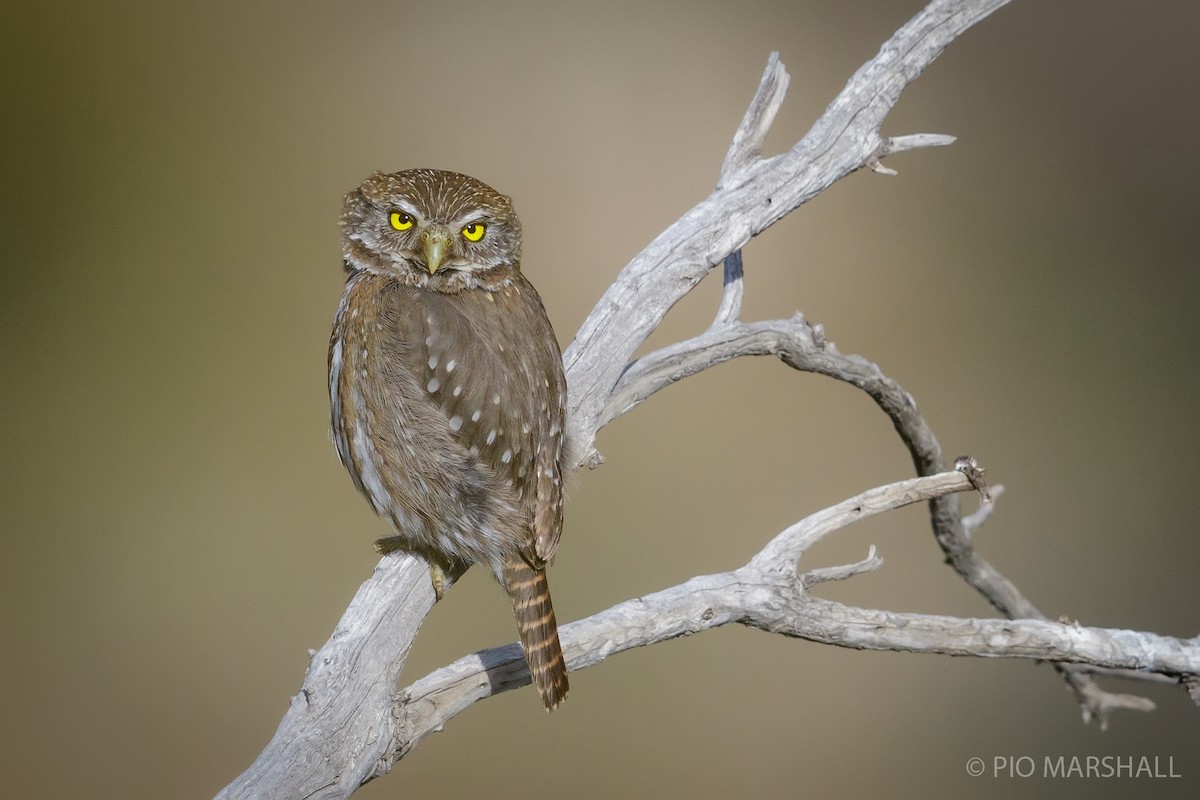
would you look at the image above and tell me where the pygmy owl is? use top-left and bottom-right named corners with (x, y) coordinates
top-left (329, 169), bottom-right (569, 709)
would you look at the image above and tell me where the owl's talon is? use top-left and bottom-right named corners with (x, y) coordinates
top-left (373, 536), bottom-right (448, 600)
top-left (373, 535), bottom-right (407, 555)
top-left (430, 562), bottom-right (448, 601)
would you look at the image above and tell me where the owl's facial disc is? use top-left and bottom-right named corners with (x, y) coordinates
top-left (421, 227), bottom-right (453, 274)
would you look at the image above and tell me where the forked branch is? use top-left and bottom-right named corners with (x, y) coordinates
top-left (380, 470), bottom-right (1198, 769)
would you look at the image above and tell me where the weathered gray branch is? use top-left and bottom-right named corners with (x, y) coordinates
top-left (393, 470), bottom-right (1185, 734)
top-left (561, 0), bottom-right (1014, 469)
top-left (215, 1), bottom-right (1192, 798)
top-left (379, 472), bottom-right (1199, 766)
top-left (605, 294), bottom-right (1157, 721)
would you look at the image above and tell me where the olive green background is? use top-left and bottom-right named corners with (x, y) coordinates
top-left (3, 2), bottom-right (1198, 798)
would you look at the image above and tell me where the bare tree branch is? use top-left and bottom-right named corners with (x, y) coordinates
top-left (378, 472), bottom-right (1200, 778)
top-left (215, 1), bottom-right (1193, 797)
top-left (712, 250), bottom-right (744, 327)
top-left (562, 0), bottom-right (1016, 469)
top-left (719, 53), bottom-right (789, 182)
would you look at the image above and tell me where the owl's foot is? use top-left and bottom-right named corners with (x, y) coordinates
top-left (429, 562), bottom-right (448, 601)
top-left (428, 556), bottom-right (469, 600)
top-left (373, 535), bottom-right (408, 555)
top-left (373, 538), bottom-right (454, 600)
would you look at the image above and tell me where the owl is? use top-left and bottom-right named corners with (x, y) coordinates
top-left (329, 169), bottom-right (569, 710)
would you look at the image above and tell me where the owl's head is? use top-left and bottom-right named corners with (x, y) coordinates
top-left (340, 169), bottom-right (523, 291)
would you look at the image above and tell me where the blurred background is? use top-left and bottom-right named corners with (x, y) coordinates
top-left (3, 1), bottom-right (1198, 798)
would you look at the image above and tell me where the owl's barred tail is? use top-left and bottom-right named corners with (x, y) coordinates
top-left (504, 560), bottom-right (569, 710)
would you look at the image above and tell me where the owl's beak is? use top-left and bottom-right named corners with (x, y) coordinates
top-left (422, 229), bottom-right (452, 274)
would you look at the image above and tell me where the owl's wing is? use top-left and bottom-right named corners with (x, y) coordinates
top-left (413, 277), bottom-right (566, 566)
top-left (531, 443), bottom-right (564, 563)
top-left (528, 301), bottom-right (566, 564)
top-left (515, 279), bottom-right (566, 564)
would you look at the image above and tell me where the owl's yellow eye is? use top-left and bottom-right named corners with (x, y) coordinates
top-left (389, 211), bottom-right (415, 231)
top-left (461, 223), bottom-right (486, 242)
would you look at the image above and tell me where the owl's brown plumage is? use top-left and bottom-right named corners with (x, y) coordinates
top-left (329, 169), bottom-right (568, 709)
